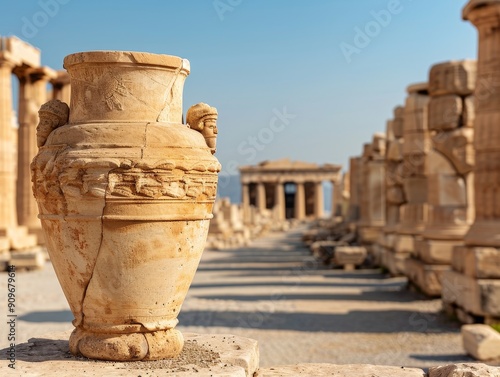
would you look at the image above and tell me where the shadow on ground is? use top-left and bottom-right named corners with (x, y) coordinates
top-left (19, 310), bottom-right (74, 323)
top-left (178, 309), bottom-right (460, 333)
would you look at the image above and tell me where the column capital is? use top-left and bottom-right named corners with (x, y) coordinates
top-left (463, 0), bottom-right (500, 23)
top-left (0, 53), bottom-right (17, 70)
top-left (29, 66), bottom-right (57, 82)
top-left (50, 70), bottom-right (70, 86)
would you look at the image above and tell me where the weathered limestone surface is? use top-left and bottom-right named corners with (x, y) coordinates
top-left (408, 60), bottom-right (477, 297)
top-left (428, 363), bottom-right (500, 377)
top-left (442, 0), bottom-right (500, 323)
top-left (0, 331), bottom-right (259, 377)
top-left (394, 83), bottom-right (430, 266)
top-left (462, 324), bottom-right (500, 361)
top-left (255, 364), bottom-right (426, 377)
top-left (381, 108), bottom-right (408, 275)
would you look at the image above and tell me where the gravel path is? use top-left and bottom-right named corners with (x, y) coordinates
top-left (0, 223), bottom-right (491, 369)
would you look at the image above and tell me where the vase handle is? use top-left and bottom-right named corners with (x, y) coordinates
top-left (36, 99), bottom-right (70, 148)
top-left (185, 102), bottom-right (218, 155)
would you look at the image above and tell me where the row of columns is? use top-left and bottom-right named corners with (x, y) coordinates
top-left (242, 180), bottom-right (327, 221)
top-left (342, 0), bottom-right (500, 322)
top-left (0, 38), bottom-right (70, 249)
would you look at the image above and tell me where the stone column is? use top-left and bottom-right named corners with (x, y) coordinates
top-left (294, 181), bottom-right (305, 220)
top-left (442, 0), bottom-right (500, 324)
top-left (16, 67), bottom-right (55, 240)
top-left (408, 60), bottom-right (477, 297)
top-left (314, 181), bottom-right (324, 219)
top-left (51, 70), bottom-right (71, 104)
top-left (347, 157), bottom-right (361, 222)
top-left (332, 180), bottom-right (341, 217)
top-left (274, 181), bottom-right (285, 221)
top-left (382, 107), bottom-right (408, 276)
top-left (0, 56), bottom-right (17, 250)
top-left (463, 1), bottom-right (500, 248)
top-left (241, 183), bottom-right (250, 224)
top-left (358, 134), bottom-right (386, 263)
top-left (394, 83), bottom-right (430, 261)
top-left (341, 172), bottom-right (350, 217)
top-left (256, 182), bottom-right (266, 212)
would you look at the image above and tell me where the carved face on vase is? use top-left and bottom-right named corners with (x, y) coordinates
top-left (186, 102), bottom-right (218, 154)
top-left (201, 117), bottom-right (218, 152)
top-left (36, 100), bottom-right (70, 148)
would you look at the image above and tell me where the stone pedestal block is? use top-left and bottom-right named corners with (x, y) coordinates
top-left (442, 270), bottom-right (500, 318)
top-left (405, 258), bottom-right (450, 297)
top-left (0, 332), bottom-right (259, 376)
top-left (416, 239), bottom-right (461, 264)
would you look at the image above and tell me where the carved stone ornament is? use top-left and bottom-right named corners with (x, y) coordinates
top-left (30, 51), bottom-right (221, 361)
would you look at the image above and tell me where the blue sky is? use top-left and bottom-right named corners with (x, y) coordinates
top-left (1, 1), bottom-right (477, 176)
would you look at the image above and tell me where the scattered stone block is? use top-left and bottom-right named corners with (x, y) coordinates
top-left (9, 246), bottom-right (45, 270)
top-left (333, 246), bottom-right (367, 269)
top-left (462, 324), bottom-right (500, 361)
top-left (428, 363), bottom-right (500, 377)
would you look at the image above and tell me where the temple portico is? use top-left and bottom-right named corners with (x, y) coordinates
top-left (240, 159), bottom-right (341, 223)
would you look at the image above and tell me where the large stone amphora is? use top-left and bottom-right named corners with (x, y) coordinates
top-left (30, 51), bottom-right (221, 361)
